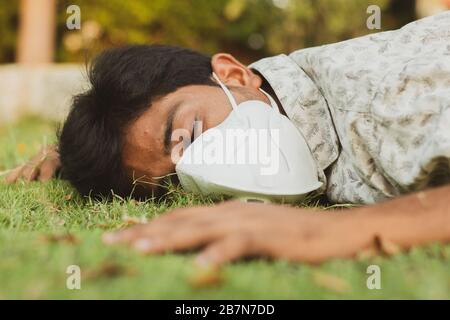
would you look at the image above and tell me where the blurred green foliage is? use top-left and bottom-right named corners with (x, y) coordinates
top-left (1, 0), bottom-right (416, 64)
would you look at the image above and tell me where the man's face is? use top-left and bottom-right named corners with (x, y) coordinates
top-left (122, 53), bottom-right (268, 194)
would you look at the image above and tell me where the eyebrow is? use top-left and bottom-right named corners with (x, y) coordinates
top-left (163, 102), bottom-right (182, 155)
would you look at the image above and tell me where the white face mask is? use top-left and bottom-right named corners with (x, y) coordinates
top-left (175, 73), bottom-right (322, 203)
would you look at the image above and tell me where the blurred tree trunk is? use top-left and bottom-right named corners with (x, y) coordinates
top-left (17, 0), bottom-right (56, 64)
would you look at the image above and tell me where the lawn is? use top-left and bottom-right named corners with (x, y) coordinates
top-left (0, 117), bottom-right (449, 299)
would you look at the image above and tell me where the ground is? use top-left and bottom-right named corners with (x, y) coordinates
top-left (0, 117), bottom-right (449, 299)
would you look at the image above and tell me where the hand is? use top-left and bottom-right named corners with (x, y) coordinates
top-left (5, 145), bottom-right (60, 183)
top-left (103, 201), bottom-right (366, 266)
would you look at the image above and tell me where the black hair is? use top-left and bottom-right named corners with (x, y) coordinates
top-left (58, 44), bottom-right (216, 200)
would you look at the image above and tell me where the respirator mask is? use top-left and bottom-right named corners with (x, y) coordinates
top-left (175, 73), bottom-right (322, 203)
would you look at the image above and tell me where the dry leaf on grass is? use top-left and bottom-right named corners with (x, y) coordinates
top-left (96, 215), bottom-right (146, 229)
top-left (40, 233), bottom-right (78, 245)
top-left (83, 261), bottom-right (137, 281)
top-left (189, 265), bottom-right (224, 288)
top-left (312, 271), bottom-right (351, 293)
top-left (54, 218), bottom-right (66, 226)
top-left (97, 223), bottom-right (118, 229)
top-left (122, 215), bottom-right (147, 226)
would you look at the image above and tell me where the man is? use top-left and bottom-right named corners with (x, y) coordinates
top-left (6, 12), bottom-right (450, 266)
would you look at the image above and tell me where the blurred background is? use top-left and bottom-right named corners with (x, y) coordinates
top-left (0, 0), bottom-right (449, 124)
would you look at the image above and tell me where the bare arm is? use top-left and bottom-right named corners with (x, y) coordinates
top-left (104, 185), bottom-right (450, 266)
top-left (348, 185), bottom-right (450, 250)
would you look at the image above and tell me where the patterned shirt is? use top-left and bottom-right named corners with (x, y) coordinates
top-left (250, 11), bottom-right (450, 204)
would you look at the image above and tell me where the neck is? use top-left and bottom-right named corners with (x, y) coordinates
top-left (254, 70), bottom-right (288, 117)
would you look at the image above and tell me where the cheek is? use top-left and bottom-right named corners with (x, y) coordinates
top-left (127, 156), bottom-right (176, 182)
top-left (203, 103), bottom-right (232, 130)
top-left (123, 141), bottom-right (172, 181)
top-left (157, 157), bottom-right (177, 175)
top-left (192, 87), bottom-right (232, 130)
top-left (143, 149), bottom-right (178, 178)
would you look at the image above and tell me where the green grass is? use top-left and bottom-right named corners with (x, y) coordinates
top-left (1, 117), bottom-right (449, 299)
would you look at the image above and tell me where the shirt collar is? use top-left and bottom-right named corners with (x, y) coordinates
top-left (249, 54), bottom-right (340, 171)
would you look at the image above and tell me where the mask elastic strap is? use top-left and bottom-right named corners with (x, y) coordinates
top-left (212, 72), bottom-right (239, 111)
top-left (213, 72), bottom-right (280, 114)
top-left (259, 88), bottom-right (281, 114)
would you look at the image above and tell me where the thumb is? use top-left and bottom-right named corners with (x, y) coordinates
top-left (195, 233), bottom-right (256, 267)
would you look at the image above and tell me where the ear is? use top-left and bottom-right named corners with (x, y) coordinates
top-left (211, 53), bottom-right (262, 89)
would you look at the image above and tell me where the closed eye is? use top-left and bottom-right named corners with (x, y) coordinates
top-left (190, 127), bottom-right (195, 145)
top-left (163, 102), bottom-right (182, 155)
top-left (190, 116), bottom-right (200, 144)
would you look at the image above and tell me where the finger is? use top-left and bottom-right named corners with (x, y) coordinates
top-left (131, 224), bottom-right (224, 254)
top-left (195, 233), bottom-right (256, 267)
top-left (103, 211), bottom-right (215, 246)
top-left (103, 201), bottom-right (243, 247)
top-left (102, 218), bottom-right (188, 245)
top-left (38, 160), bottom-right (58, 182)
top-left (5, 165), bottom-right (25, 184)
top-left (103, 205), bottom-right (216, 244)
top-left (22, 164), bottom-right (39, 182)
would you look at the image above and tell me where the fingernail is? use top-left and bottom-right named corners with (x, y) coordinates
top-left (102, 232), bottom-right (119, 244)
top-left (133, 239), bottom-right (154, 252)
